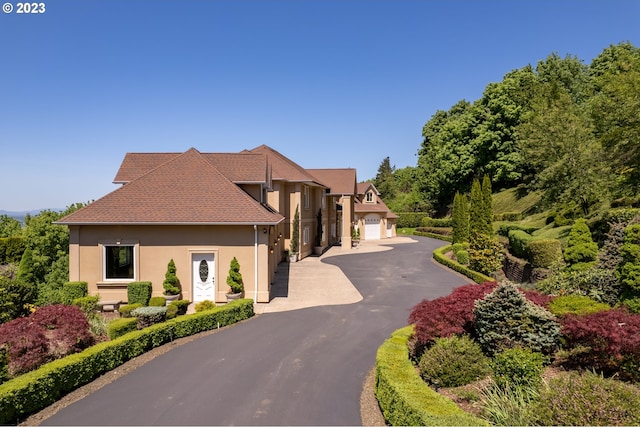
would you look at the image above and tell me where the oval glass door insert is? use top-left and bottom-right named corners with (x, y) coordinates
top-left (199, 259), bottom-right (209, 282)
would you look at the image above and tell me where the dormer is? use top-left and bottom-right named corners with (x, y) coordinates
top-left (358, 182), bottom-right (380, 204)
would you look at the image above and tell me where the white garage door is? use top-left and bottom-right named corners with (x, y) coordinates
top-left (364, 214), bottom-right (381, 240)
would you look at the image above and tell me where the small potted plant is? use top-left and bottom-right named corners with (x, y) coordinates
top-left (226, 257), bottom-right (244, 301)
top-left (289, 204), bottom-right (300, 262)
top-left (352, 227), bottom-right (360, 247)
top-left (163, 259), bottom-right (181, 304)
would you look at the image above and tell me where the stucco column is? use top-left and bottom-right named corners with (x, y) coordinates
top-left (341, 195), bottom-right (352, 250)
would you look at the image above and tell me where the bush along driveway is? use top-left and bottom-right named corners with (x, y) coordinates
top-left (41, 236), bottom-right (469, 426)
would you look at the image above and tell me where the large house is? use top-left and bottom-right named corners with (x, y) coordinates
top-left (354, 182), bottom-right (398, 240)
top-left (57, 145), bottom-right (358, 304)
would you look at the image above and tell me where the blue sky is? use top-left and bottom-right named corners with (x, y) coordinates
top-left (1, 0), bottom-right (638, 212)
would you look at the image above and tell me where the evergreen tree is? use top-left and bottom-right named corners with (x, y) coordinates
top-left (469, 179), bottom-right (484, 235)
top-left (374, 156), bottom-right (396, 200)
top-left (16, 247), bottom-right (36, 285)
top-left (226, 257), bottom-right (244, 294)
top-left (482, 174), bottom-right (493, 235)
top-left (163, 259), bottom-right (180, 295)
top-left (563, 219), bottom-right (598, 271)
top-left (451, 192), bottom-right (469, 244)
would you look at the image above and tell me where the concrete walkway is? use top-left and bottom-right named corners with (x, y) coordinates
top-left (254, 236), bottom-right (419, 314)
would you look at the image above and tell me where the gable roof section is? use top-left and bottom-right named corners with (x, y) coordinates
top-left (59, 148), bottom-right (283, 225)
top-left (357, 182), bottom-right (379, 196)
top-left (114, 152), bottom-right (268, 184)
top-left (307, 169), bottom-right (357, 196)
top-left (355, 181), bottom-right (398, 218)
top-left (246, 145), bottom-right (325, 186)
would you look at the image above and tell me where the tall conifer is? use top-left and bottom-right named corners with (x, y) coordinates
top-left (452, 192), bottom-right (470, 244)
top-left (482, 174), bottom-right (493, 235)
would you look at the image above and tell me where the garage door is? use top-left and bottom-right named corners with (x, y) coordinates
top-left (364, 214), bottom-right (381, 240)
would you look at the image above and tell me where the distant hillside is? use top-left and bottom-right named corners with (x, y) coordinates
top-left (0, 209), bottom-right (61, 224)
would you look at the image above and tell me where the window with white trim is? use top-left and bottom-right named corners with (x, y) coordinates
top-left (366, 191), bottom-right (374, 203)
top-left (303, 226), bottom-right (310, 244)
top-left (104, 245), bottom-right (135, 280)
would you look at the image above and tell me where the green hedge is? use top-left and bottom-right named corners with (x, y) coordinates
top-left (127, 281), bottom-right (152, 306)
top-left (527, 239), bottom-right (562, 268)
top-left (497, 223), bottom-right (539, 237)
top-left (0, 299), bottom-right (254, 424)
top-left (397, 212), bottom-right (431, 228)
top-left (107, 318), bottom-right (138, 340)
top-left (62, 281), bottom-right (88, 304)
top-left (414, 231), bottom-right (453, 243)
top-left (421, 217), bottom-right (453, 228)
top-left (432, 245), bottom-right (496, 284)
top-left (508, 230), bottom-right (533, 259)
top-left (374, 326), bottom-right (488, 426)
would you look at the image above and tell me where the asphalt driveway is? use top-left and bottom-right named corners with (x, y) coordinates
top-left (43, 236), bottom-right (471, 426)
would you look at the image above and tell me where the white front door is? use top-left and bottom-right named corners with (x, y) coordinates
top-left (192, 253), bottom-right (215, 302)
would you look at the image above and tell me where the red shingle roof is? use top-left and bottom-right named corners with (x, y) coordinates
top-left (246, 145), bottom-right (325, 186)
top-left (307, 169), bottom-right (357, 195)
top-left (59, 148), bottom-right (283, 225)
top-left (114, 152), bottom-right (268, 184)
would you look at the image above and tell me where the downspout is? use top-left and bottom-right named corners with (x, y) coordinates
top-left (254, 224), bottom-right (258, 302)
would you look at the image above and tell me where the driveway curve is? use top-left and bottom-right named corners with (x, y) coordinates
top-left (43, 236), bottom-right (471, 426)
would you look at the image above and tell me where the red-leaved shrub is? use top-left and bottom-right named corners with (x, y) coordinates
top-left (0, 304), bottom-right (94, 378)
top-left (0, 317), bottom-right (49, 376)
top-left (408, 282), bottom-right (497, 347)
top-left (560, 308), bottom-right (640, 381)
top-left (30, 304), bottom-right (94, 358)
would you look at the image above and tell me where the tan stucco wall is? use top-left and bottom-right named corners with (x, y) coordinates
top-left (68, 224), bottom-right (276, 304)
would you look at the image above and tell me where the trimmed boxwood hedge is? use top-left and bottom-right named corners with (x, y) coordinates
top-left (414, 230), bottom-right (453, 243)
top-left (432, 245), bottom-right (496, 284)
top-left (0, 299), bottom-right (254, 424)
top-left (374, 326), bottom-right (487, 426)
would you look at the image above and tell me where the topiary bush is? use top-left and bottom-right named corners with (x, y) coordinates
top-left (508, 229), bottom-right (533, 259)
top-left (170, 299), bottom-right (190, 315)
top-left (468, 232), bottom-right (505, 276)
top-left (71, 295), bottom-right (100, 319)
top-left (107, 317), bottom-right (138, 340)
top-left (131, 306), bottom-right (167, 329)
top-left (195, 300), bottom-right (216, 312)
top-left (491, 347), bottom-right (544, 390)
top-left (563, 218), bottom-right (598, 271)
top-left (162, 259), bottom-right (180, 296)
top-left (418, 335), bottom-right (491, 387)
top-left (559, 308), bottom-right (640, 381)
top-left (527, 239), bottom-right (562, 268)
top-left (166, 303), bottom-right (178, 319)
top-left (149, 296), bottom-right (166, 307)
top-left (226, 257), bottom-right (244, 294)
top-left (118, 303), bottom-right (143, 318)
top-left (548, 295), bottom-right (610, 317)
top-left (473, 281), bottom-right (560, 356)
top-left (61, 281), bottom-right (88, 304)
top-left (455, 250), bottom-right (469, 265)
top-left (533, 371), bottom-right (640, 426)
top-left (127, 281), bottom-right (152, 306)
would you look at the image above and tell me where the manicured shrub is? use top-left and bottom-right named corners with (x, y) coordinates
top-left (493, 212), bottom-right (523, 222)
top-left (507, 229), bottom-right (532, 259)
top-left (170, 299), bottom-right (190, 315)
top-left (473, 281), bottom-right (560, 356)
top-left (107, 318), bottom-right (138, 340)
top-left (226, 257), bottom-right (244, 294)
top-left (559, 308), bottom-right (640, 381)
top-left (491, 347), bottom-right (543, 390)
top-left (127, 281), bottom-right (152, 306)
top-left (30, 304), bottom-right (94, 359)
top-left (195, 300), bottom-right (216, 312)
top-left (455, 250), bottom-right (469, 265)
top-left (563, 218), bottom-right (598, 271)
top-left (61, 281), bottom-right (88, 304)
top-left (131, 306), bottom-right (167, 329)
top-left (548, 295), bottom-right (610, 317)
top-left (0, 317), bottom-right (48, 377)
top-left (451, 242), bottom-right (470, 254)
top-left (166, 303), bottom-right (178, 319)
top-left (527, 239), bottom-right (562, 268)
top-left (497, 223), bottom-right (538, 238)
top-left (533, 371), bottom-right (640, 426)
top-left (422, 217), bottom-right (452, 227)
top-left (162, 259), bottom-right (180, 296)
top-left (149, 296), bottom-right (167, 307)
top-left (71, 295), bottom-right (100, 319)
top-left (468, 232), bottom-right (504, 276)
top-left (418, 335), bottom-right (491, 387)
top-left (118, 303), bottom-right (143, 318)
